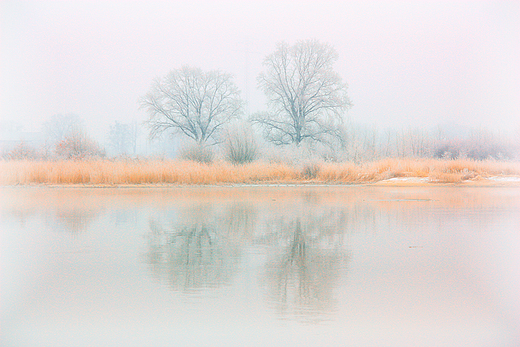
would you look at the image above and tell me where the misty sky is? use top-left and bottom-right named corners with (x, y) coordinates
top-left (1, 0), bottom-right (519, 139)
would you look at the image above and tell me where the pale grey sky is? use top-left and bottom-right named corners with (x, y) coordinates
top-left (1, 0), bottom-right (519, 138)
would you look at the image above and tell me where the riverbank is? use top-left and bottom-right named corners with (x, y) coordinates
top-left (1, 158), bottom-right (520, 186)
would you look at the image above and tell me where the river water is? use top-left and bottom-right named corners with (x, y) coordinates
top-left (1, 186), bottom-right (519, 347)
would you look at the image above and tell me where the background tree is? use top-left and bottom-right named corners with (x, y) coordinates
top-left (253, 40), bottom-right (351, 146)
top-left (42, 114), bottom-right (84, 156)
top-left (108, 121), bottom-right (132, 156)
top-left (43, 114), bottom-right (84, 145)
top-left (141, 66), bottom-right (243, 146)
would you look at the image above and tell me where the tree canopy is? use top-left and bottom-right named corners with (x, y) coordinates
top-left (253, 40), bottom-right (351, 146)
top-left (141, 66), bottom-right (242, 145)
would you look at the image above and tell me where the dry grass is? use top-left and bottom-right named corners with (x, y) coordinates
top-left (1, 158), bottom-right (519, 186)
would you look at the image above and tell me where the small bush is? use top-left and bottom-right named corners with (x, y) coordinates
top-left (4, 143), bottom-right (35, 160)
top-left (3, 142), bottom-right (41, 160)
top-left (433, 138), bottom-right (513, 160)
top-left (264, 143), bottom-right (316, 166)
top-left (224, 125), bottom-right (259, 164)
top-left (301, 162), bottom-right (321, 179)
top-left (179, 142), bottom-right (214, 163)
top-left (55, 131), bottom-right (105, 160)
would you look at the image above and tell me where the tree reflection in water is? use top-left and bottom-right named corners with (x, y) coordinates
top-left (143, 204), bottom-right (244, 293)
top-left (259, 214), bottom-right (349, 323)
top-left (143, 199), bottom-right (350, 321)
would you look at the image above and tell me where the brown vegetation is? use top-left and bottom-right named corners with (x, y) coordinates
top-left (1, 158), bottom-right (519, 186)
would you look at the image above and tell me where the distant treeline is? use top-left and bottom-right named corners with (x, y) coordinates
top-left (2, 119), bottom-right (518, 164)
top-left (2, 40), bottom-right (519, 164)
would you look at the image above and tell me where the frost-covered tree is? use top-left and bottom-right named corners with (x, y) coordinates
top-left (253, 40), bottom-right (351, 146)
top-left (141, 66), bottom-right (243, 145)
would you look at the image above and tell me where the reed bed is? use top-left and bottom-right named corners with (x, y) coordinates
top-left (1, 158), bottom-right (519, 186)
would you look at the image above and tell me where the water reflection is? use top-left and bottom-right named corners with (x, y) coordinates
top-left (259, 214), bottom-right (349, 322)
top-left (52, 207), bottom-right (101, 233)
top-left (2, 186), bottom-right (520, 346)
top-left (144, 204), bottom-right (242, 292)
top-left (141, 196), bottom-right (350, 321)
top-left (218, 202), bottom-right (258, 242)
top-left (1, 191), bottom-right (104, 233)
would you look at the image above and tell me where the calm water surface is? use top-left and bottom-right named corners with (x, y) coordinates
top-left (1, 186), bottom-right (519, 347)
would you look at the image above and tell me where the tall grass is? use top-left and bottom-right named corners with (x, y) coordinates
top-left (1, 158), bottom-right (519, 185)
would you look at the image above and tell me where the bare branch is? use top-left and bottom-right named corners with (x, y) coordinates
top-left (256, 40), bottom-right (352, 146)
top-left (141, 66), bottom-right (243, 145)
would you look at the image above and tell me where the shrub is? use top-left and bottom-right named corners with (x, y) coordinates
top-left (433, 138), bottom-right (512, 160)
top-left (55, 131), bottom-right (105, 160)
top-left (3, 142), bottom-right (41, 160)
top-left (301, 162), bottom-right (321, 179)
top-left (179, 142), bottom-right (214, 163)
top-left (264, 143), bottom-right (316, 166)
top-left (224, 125), bottom-right (259, 164)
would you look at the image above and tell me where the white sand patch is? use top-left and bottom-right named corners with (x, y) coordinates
top-left (487, 176), bottom-right (520, 182)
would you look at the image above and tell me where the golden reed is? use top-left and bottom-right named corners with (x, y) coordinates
top-left (1, 158), bottom-right (519, 185)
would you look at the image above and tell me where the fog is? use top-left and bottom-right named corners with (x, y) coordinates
top-left (1, 1), bottom-right (519, 147)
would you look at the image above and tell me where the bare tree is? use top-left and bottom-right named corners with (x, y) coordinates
top-left (253, 40), bottom-right (352, 146)
top-left (42, 114), bottom-right (84, 145)
top-left (108, 121), bottom-right (131, 155)
top-left (140, 66), bottom-right (243, 145)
